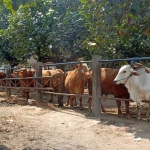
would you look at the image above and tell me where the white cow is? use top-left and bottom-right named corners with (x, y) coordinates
top-left (114, 62), bottom-right (150, 121)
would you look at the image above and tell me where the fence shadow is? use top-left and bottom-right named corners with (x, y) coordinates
top-left (0, 145), bottom-right (11, 150)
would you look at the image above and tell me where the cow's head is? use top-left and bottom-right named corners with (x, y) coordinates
top-left (15, 68), bottom-right (35, 78)
top-left (114, 63), bottom-right (147, 84)
top-left (74, 63), bottom-right (90, 79)
top-left (15, 68), bottom-right (27, 78)
top-left (0, 72), bottom-right (6, 79)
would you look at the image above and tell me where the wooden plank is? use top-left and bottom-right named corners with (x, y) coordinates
top-left (92, 55), bottom-right (101, 117)
top-left (36, 62), bottom-right (42, 101)
top-left (6, 66), bottom-right (11, 96)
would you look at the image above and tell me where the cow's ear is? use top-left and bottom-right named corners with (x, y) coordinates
top-left (145, 67), bottom-right (150, 73)
top-left (32, 70), bottom-right (36, 75)
top-left (130, 69), bottom-right (139, 76)
top-left (74, 64), bottom-right (79, 69)
top-left (132, 72), bottom-right (139, 76)
top-left (133, 62), bottom-right (143, 68)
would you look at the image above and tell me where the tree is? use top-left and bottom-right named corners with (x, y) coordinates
top-left (80, 0), bottom-right (150, 64)
top-left (0, 0), bottom-right (91, 66)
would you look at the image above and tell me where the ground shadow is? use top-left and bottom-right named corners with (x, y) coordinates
top-left (1, 90), bottom-right (150, 142)
top-left (0, 145), bottom-right (11, 150)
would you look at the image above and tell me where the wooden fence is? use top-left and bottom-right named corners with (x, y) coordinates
top-left (1, 55), bottom-right (150, 118)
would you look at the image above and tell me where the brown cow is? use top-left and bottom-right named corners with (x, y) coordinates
top-left (42, 69), bottom-right (65, 106)
top-left (65, 63), bottom-right (89, 109)
top-left (87, 68), bottom-right (130, 118)
top-left (0, 72), bottom-right (6, 86)
top-left (0, 72), bottom-right (20, 87)
top-left (16, 68), bottom-right (36, 99)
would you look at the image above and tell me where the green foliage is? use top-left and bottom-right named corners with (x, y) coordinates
top-left (0, 0), bottom-right (90, 65)
top-left (1, 0), bottom-right (34, 11)
top-left (1, 0), bottom-right (150, 67)
top-left (80, 0), bottom-right (150, 67)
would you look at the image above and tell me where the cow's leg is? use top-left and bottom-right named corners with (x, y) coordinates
top-left (57, 86), bottom-right (63, 107)
top-left (69, 96), bottom-right (74, 108)
top-left (58, 95), bottom-right (63, 107)
top-left (125, 101), bottom-right (131, 118)
top-left (88, 97), bottom-right (92, 110)
top-left (145, 103), bottom-right (150, 122)
top-left (74, 98), bottom-right (77, 106)
top-left (115, 100), bottom-right (123, 117)
top-left (136, 102), bottom-right (141, 120)
top-left (66, 96), bottom-right (70, 106)
top-left (101, 103), bottom-right (105, 113)
top-left (49, 94), bottom-right (53, 102)
top-left (79, 97), bottom-right (83, 110)
top-left (23, 90), bottom-right (29, 102)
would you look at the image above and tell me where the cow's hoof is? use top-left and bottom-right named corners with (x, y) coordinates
top-left (126, 114), bottom-right (131, 119)
top-left (79, 107), bottom-right (84, 110)
top-left (58, 103), bottom-right (64, 107)
top-left (70, 106), bottom-right (74, 109)
top-left (65, 103), bottom-right (69, 106)
top-left (146, 119), bottom-right (150, 123)
top-left (74, 103), bottom-right (77, 107)
top-left (118, 114), bottom-right (124, 118)
top-left (101, 109), bottom-right (106, 113)
top-left (135, 118), bottom-right (140, 122)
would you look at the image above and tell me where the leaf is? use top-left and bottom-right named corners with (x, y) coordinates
top-left (104, 16), bottom-right (112, 25)
top-left (5, 1), bottom-right (12, 9)
top-left (12, 0), bottom-right (20, 11)
top-left (137, 15), bottom-right (142, 20)
top-left (80, 0), bottom-right (87, 4)
top-left (145, 11), bottom-right (150, 19)
top-left (130, 9), bottom-right (137, 15)
top-left (104, 4), bottom-right (110, 12)
top-left (0, 21), bottom-right (6, 29)
top-left (140, 24), bottom-right (148, 31)
top-left (130, 19), bottom-right (136, 25)
top-left (116, 8), bottom-right (124, 15)
top-left (0, 0), bottom-right (3, 5)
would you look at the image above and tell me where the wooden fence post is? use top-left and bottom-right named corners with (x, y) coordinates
top-left (92, 55), bottom-right (101, 117)
top-left (36, 62), bottom-right (42, 101)
top-left (6, 66), bottom-right (11, 96)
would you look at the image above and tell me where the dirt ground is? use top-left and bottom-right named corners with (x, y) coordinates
top-left (1, 89), bottom-right (150, 150)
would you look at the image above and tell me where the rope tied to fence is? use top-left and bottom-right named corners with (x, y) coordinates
top-left (130, 57), bottom-right (139, 67)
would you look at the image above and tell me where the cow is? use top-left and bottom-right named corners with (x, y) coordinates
top-left (15, 68), bottom-right (65, 106)
top-left (64, 63), bottom-right (89, 109)
top-left (0, 72), bottom-right (6, 87)
top-left (87, 68), bottom-right (130, 118)
top-left (114, 62), bottom-right (150, 121)
top-left (15, 68), bottom-right (36, 99)
top-left (42, 69), bottom-right (65, 106)
top-left (65, 70), bottom-right (77, 107)
top-left (0, 72), bottom-right (20, 88)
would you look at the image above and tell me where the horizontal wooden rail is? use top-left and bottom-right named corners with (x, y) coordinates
top-left (43, 91), bottom-right (93, 98)
top-left (2, 76), bottom-right (53, 80)
top-left (40, 61), bottom-right (92, 67)
top-left (102, 96), bottom-right (150, 103)
top-left (99, 57), bottom-right (150, 63)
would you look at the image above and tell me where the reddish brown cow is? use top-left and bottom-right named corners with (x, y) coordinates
top-left (0, 72), bottom-right (6, 86)
top-left (65, 63), bottom-right (89, 109)
top-left (87, 68), bottom-right (130, 118)
top-left (16, 68), bottom-right (36, 99)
